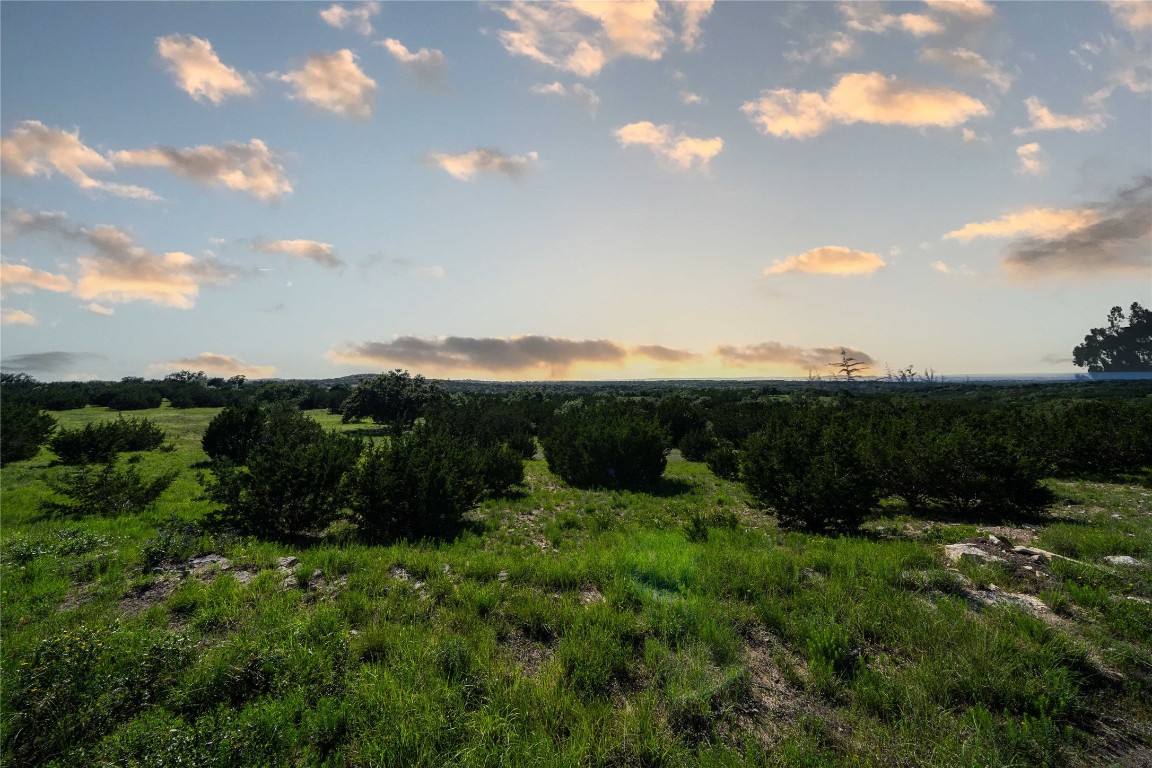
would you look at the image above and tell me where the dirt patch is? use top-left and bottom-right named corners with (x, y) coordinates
top-left (580, 587), bottom-right (605, 605)
top-left (120, 574), bottom-right (181, 615)
top-left (118, 553), bottom-right (305, 615)
top-left (498, 627), bottom-right (551, 677)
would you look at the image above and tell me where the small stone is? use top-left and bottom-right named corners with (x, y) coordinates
top-left (945, 543), bottom-right (1006, 564)
top-left (312, 569), bottom-right (323, 579)
top-left (276, 556), bottom-right (299, 570)
top-left (1103, 555), bottom-right (1142, 567)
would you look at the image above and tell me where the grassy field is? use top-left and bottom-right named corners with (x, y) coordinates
top-left (2, 405), bottom-right (1150, 767)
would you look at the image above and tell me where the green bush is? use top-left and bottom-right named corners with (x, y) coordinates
top-left (201, 402), bottom-right (265, 464)
top-left (41, 460), bottom-right (178, 518)
top-left (108, 385), bottom-right (164, 411)
top-left (678, 428), bottom-right (717, 462)
top-left (0, 400), bottom-right (56, 464)
top-left (348, 423), bottom-right (521, 541)
top-left (49, 417), bottom-right (167, 465)
top-left (204, 408), bottom-right (362, 536)
top-left (542, 400), bottom-right (669, 489)
top-left (704, 440), bottom-right (740, 481)
top-left (741, 410), bottom-right (879, 531)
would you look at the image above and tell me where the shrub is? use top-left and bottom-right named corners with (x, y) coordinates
top-left (348, 423), bottom-right (520, 541)
top-left (0, 400), bottom-right (57, 464)
top-left (340, 369), bottom-right (444, 428)
top-left (542, 399), bottom-right (669, 489)
top-left (204, 408), bottom-right (362, 536)
top-left (741, 410), bottom-right (879, 531)
top-left (202, 402), bottom-right (266, 464)
top-left (931, 423), bottom-right (1054, 515)
top-left (679, 428), bottom-right (717, 462)
top-left (108, 385), bottom-right (163, 411)
top-left (49, 417), bottom-right (167, 465)
top-left (704, 440), bottom-right (740, 481)
top-left (41, 460), bottom-right (178, 517)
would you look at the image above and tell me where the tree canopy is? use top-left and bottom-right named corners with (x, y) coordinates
top-left (1072, 302), bottom-right (1152, 373)
top-left (340, 370), bottom-right (445, 428)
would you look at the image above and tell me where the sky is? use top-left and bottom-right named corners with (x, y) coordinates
top-left (1, 1), bottom-right (1150, 382)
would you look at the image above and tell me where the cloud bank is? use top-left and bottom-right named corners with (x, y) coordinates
top-left (157, 352), bottom-right (276, 378)
top-left (112, 139), bottom-right (292, 202)
top-left (1, 121), bottom-right (157, 199)
top-left (715, 343), bottom-right (875, 372)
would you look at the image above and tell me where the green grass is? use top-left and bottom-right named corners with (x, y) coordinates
top-left (2, 404), bottom-right (1150, 766)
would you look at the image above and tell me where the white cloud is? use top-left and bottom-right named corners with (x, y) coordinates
top-left (1015, 142), bottom-right (1047, 176)
top-left (1106, 0), bottom-right (1152, 32)
top-left (1013, 96), bottom-right (1107, 134)
top-left (3, 208), bottom-right (235, 309)
top-left (275, 50), bottom-right (376, 118)
top-left (490, 0), bottom-right (709, 77)
top-left (614, 121), bottom-right (723, 170)
top-left (0, 121), bottom-right (157, 200)
top-left (785, 31), bottom-right (858, 67)
top-left (839, 4), bottom-right (943, 36)
top-left (944, 207), bottom-right (1102, 241)
top-left (0, 262), bottom-right (74, 295)
top-left (530, 81), bottom-right (600, 114)
top-left (87, 303), bottom-right (115, 316)
top-left (157, 352), bottom-right (276, 378)
top-left (252, 239), bottom-right (343, 268)
top-left (923, 0), bottom-right (996, 21)
top-left (377, 38), bottom-right (447, 87)
top-left (931, 260), bottom-right (976, 276)
top-left (764, 245), bottom-right (886, 276)
top-left (1, 308), bottom-right (38, 326)
top-left (715, 342), bottom-right (875, 372)
top-left (920, 47), bottom-right (1012, 93)
top-left (678, 90), bottom-right (705, 105)
top-left (426, 148), bottom-right (539, 180)
top-left (156, 34), bottom-right (253, 104)
top-left (319, 2), bottom-right (380, 36)
top-left (111, 139), bottom-right (292, 202)
top-left (743, 72), bottom-right (987, 139)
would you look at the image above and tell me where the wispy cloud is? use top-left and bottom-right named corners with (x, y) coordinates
top-left (319, 2), bottom-right (380, 36)
top-left (87, 303), bottom-right (115, 316)
top-left (275, 50), bottom-right (376, 118)
top-left (1015, 142), bottom-right (1047, 175)
top-left (614, 121), bottom-right (723, 170)
top-left (931, 260), bottom-right (976, 276)
top-left (252, 239), bottom-right (343, 268)
top-left (156, 34), bottom-right (253, 104)
top-left (3, 208), bottom-right (236, 309)
top-left (1013, 96), bottom-right (1106, 135)
top-left (764, 245), bottom-right (886, 276)
top-left (945, 177), bottom-right (1152, 279)
top-left (0, 121), bottom-right (157, 199)
top-left (678, 90), bottom-right (705, 105)
top-left (530, 81), bottom-right (600, 114)
top-left (742, 72), bottom-right (987, 139)
top-left (155, 352), bottom-right (276, 378)
top-left (111, 139), bottom-right (292, 202)
top-left (920, 47), bottom-right (1011, 92)
top-left (923, 0), bottom-right (996, 22)
top-left (489, 0), bottom-right (711, 78)
top-left (425, 148), bottom-right (539, 180)
top-left (0, 351), bottom-right (95, 374)
top-left (0, 261), bottom-right (74, 295)
top-left (1106, 0), bottom-right (1152, 32)
top-left (840, 3), bottom-right (943, 37)
top-left (715, 342), bottom-right (875, 372)
top-left (1, 308), bottom-right (38, 326)
top-left (377, 38), bottom-right (447, 87)
top-left (390, 258), bottom-right (446, 279)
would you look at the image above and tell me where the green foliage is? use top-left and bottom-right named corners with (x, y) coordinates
top-left (347, 423), bottom-right (521, 541)
top-left (204, 408), bottom-right (362, 536)
top-left (201, 403), bottom-right (265, 465)
top-left (704, 440), bottom-right (741, 480)
top-left (678, 427), bottom-right (717, 462)
top-left (741, 409), bottom-right (879, 530)
top-left (542, 399), bottom-right (669, 489)
top-left (0, 400), bottom-right (56, 464)
top-left (107, 385), bottom-right (164, 411)
top-left (50, 416), bottom-right (167, 465)
top-left (339, 369), bottom-right (444, 427)
top-left (4, 528), bottom-right (111, 564)
top-left (41, 459), bottom-right (178, 518)
top-left (1073, 301), bottom-right (1151, 373)
top-left (683, 512), bottom-right (710, 543)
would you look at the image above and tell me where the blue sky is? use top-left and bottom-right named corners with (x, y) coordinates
top-left (2, 1), bottom-right (1149, 381)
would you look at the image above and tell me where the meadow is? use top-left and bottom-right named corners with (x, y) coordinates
top-left (2, 402), bottom-right (1150, 767)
